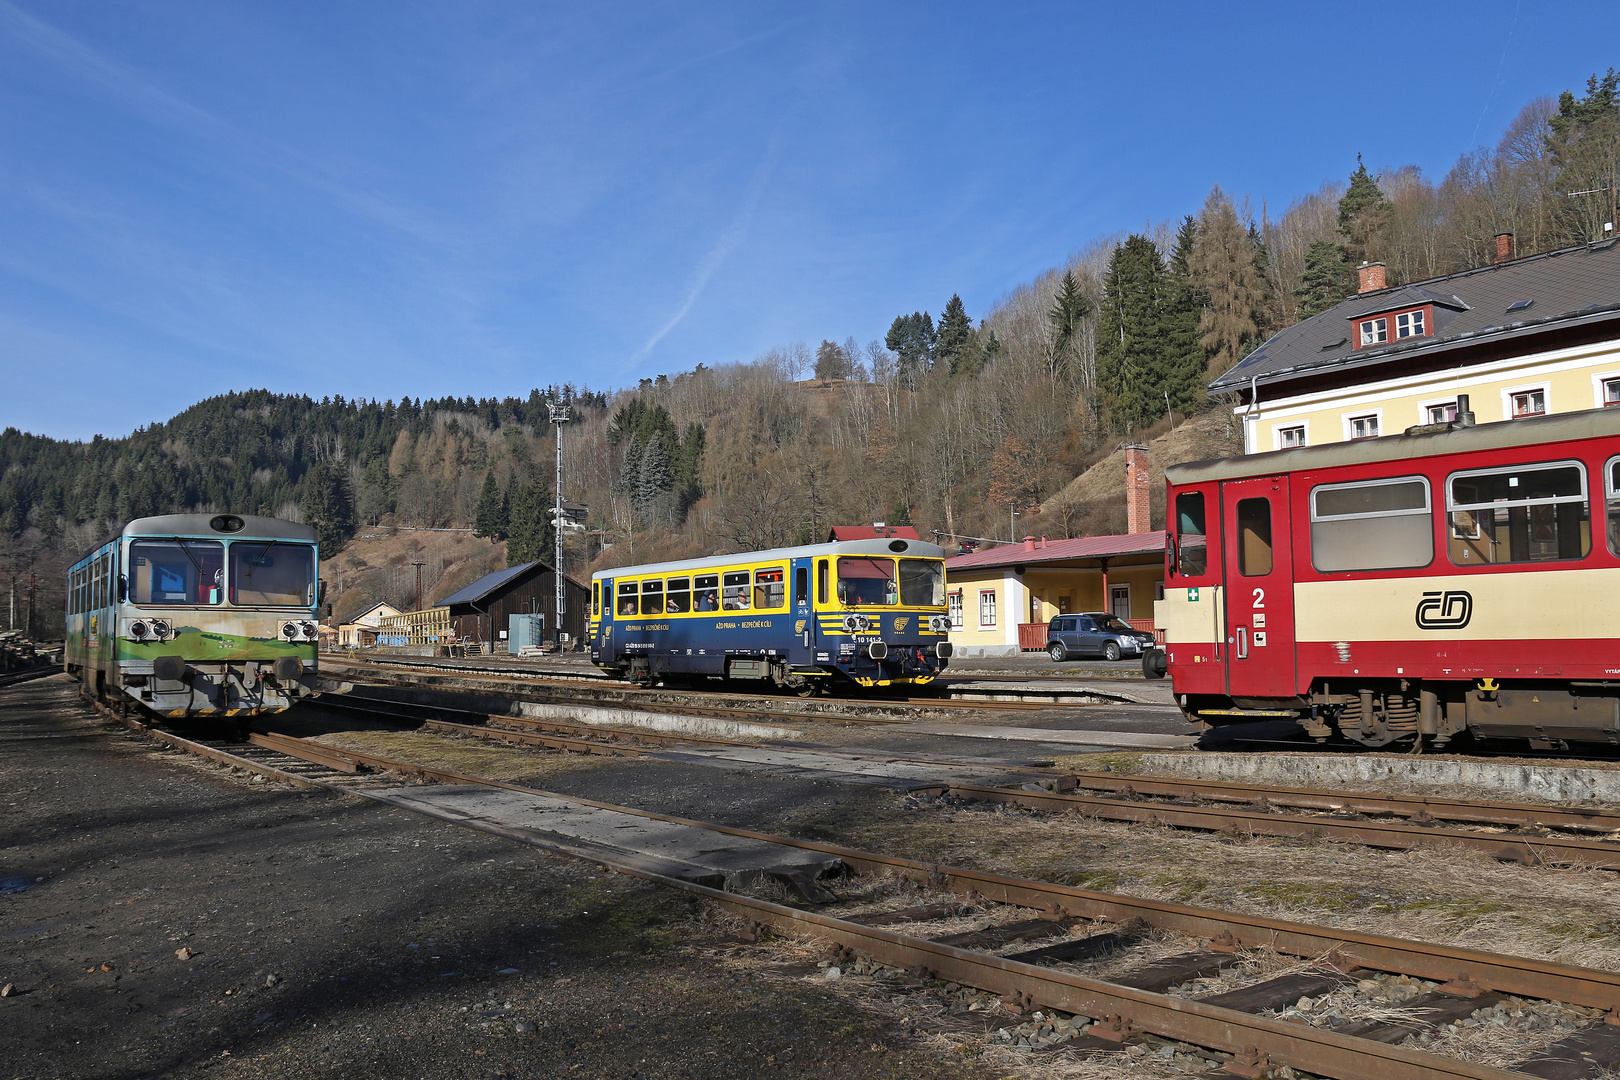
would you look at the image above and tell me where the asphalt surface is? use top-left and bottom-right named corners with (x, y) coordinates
top-left (1, 675), bottom-right (993, 1080)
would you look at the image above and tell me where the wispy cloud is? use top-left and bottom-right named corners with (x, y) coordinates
top-left (631, 130), bottom-right (783, 365)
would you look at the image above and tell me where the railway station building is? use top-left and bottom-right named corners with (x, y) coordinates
top-left (1218, 235), bottom-right (1620, 453)
top-left (439, 559), bottom-right (589, 650)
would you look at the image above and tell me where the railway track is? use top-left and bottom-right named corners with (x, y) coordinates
top-left (312, 686), bottom-right (1620, 871)
top-left (82, 692), bottom-right (1620, 1079)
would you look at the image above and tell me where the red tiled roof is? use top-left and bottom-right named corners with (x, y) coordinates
top-left (946, 531), bottom-right (1165, 571)
top-left (827, 525), bottom-right (922, 541)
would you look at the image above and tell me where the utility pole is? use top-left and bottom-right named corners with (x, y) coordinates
top-left (410, 560), bottom-right (425, 612)
top-left (547, 399), bottom-right (571, 647)
top-left (27, 571), bottom-right (36, 641)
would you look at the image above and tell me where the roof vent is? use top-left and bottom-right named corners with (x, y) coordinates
top-left (1506, 300), bottom-right (1533, 313)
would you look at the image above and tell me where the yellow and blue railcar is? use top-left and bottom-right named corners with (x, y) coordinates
top-left (588, 538), bottom-right (953, 692)
top-left (64, 514), bottom-right (322, 720)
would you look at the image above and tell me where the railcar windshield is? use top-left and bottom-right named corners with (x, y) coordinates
top-left (837, 557), bottom-right (897, 606)
top-left (230, 542), bottom-right (317, 606)
top-left (130, 540), bottom-right (224, 605)
top-left (897, 558), bottom-right (945, 606)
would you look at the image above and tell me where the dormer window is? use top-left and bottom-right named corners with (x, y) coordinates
top-left (1353, 304), bottom-right (1433, 349)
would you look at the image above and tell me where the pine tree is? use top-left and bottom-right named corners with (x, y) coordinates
top-left (1190, 186), bottom-right (1263, 379)
top-left (884, 312), bottom-right (936, 386)
top-left (298, 463), bottom-right (353, 553)
top-left (616, 435), bottom-right (644, 496)
top-left (1548, 69), bottom-right (1620, 243)
top-left (636, 433), bottom-right (673, 509)
top-left (1046, 270), bottom-right (1092, 387)
top-left (888, 497), bottom-right (912, 527)
top-left (1294, 238), bottom-right (1355, 317)
top-left (473, 471), bottom-right (506, 540)
top-left (1338, 155), bottom-right (1391, 268)
top-left (813, 340), bottom-right (852, 380)
top-left (674, 421), bottom-right (706, 513)
top-left (1161, 217), bottom-right (1208, 417)
top-left (935, 295), bottom-right (976, 377)
top-left (1095, 235), bottom-right (1170, 433)
top-left (505, 478), bottom-right (553, 566)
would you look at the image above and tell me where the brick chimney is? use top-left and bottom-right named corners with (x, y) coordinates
top-left (1494, 232), bottom-right (1515, 264)
top-left (1357, 261), bottom-right (1387, 293)
top-left (1125, 444), bottom-right (1150, 534)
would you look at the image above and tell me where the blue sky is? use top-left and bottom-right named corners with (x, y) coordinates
top-left (1, 0), bottom-right (1613, 440)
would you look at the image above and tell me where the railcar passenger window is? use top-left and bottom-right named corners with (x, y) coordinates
top-left (795, 567), bottom-right (808, 606)
top-left (722, 571), bottom-right (751, 610)
top-left (1310, 477), bottom-right (1432, 572)
top-left (640, 579), bottom-right (663, 615)
top-left (1606, 459), bottom-right (1620, 557)
top-left (837, 557), bottom-right (898, 606)
top-left (753, 568), bottom-right (785, 610)
top-left (898, 559), bottom-right (945, 606)
top-left (617, 582), bottom-right (639, 616)
top-left (129, 541), bottom-right (225, 605)
top-left (1448, 463), bottom-right (1589, 565)
top-left (817, 560), bottom-right (828, 605)
top-left (665, 577), bottom-right (691, 613)
top-left (1236, 499), bottom-right (1273, 576)
top-left (694, 574), bottom-right (719, 611)
top-left (1175, 492), bottom-right (1208, 576)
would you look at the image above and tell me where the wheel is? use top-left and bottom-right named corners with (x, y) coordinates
top-left (1048, 642), bottom-right (1067, 662)
top-left (1102, 641), bottom-right (1121, 662)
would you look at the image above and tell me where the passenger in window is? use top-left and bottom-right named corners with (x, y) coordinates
top-left (697, 590), bottom-right (718, 611)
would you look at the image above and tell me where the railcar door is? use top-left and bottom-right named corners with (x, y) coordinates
top-left (1220, 476), bottom-right (1297, 699)
top-left (788, 558), bottom-right (815, 665)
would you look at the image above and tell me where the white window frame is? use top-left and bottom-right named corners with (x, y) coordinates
top-left (1273, 422), bottom-right (1308, 450)
top-left (948, 590), bottom-right (964, 630)
top-left (1592, 370), bottom-right (1620, 408)
top-left (1109, 584), bottom-right (1131, 620)
top-left (1501, 381), bottom-right (1550, 420)
top-left (978, 589), bottom-right (996, 628)
top-left (1446, 459), bottom-right (1588, 560)
top-left (1417, 396), bottom-right (1459, 425)
top-left (1358, 317), bottom-right (1388, 346)
top-left (1395, 309), bottom-right (1426, 339)
top-left (1343, 410), bottom-right (1383, 441)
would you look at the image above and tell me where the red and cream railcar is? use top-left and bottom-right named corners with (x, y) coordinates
top-left (1155, 404), bottom-right (1620, 750)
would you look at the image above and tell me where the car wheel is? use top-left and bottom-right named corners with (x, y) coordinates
top-left (1048, 642), bottom-right (1067, 662)
top-left (1102, 640), bottom-right (1121, 662)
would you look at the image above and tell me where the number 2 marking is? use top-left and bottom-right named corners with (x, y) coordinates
top-left (1252, 587), bottom-right (1265, 609)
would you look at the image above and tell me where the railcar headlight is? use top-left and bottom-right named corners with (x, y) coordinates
top-left (281, 622), bottom-right (299, 640)
top-left (300, 621), bottom-right (318, 639)
top-left (128, 620), bottom-right (149, 642)
top-left (149, 619), bottom-right (171, 640)
top-left (928, 615), bottom-right (951, 632)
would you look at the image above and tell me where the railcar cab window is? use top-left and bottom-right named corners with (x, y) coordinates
top-left (591, 582), bottom-right (600, 619)
top-left (1236, 499), bottom-right (1273, 576)
top-left (230, 542), bottom-right (316, 606)
top-left (816, 560), bottom-right (829, 605)
top-left (130, 540), bottom-right (224, 605)
top-left (665, 577), bottom-right (691, 613)
top-left (1448, 462), bottom-right (1589, 565)
top-left (617, 582), bottom-right (638, 616)
top-left (1173, 492), bottom-right (1208, 576)
top-left (837, 557), bottom-right (898, 606)
top-left (753, 568), bottom-right (785, 610)
top-left (1310, 477), bottom-right (1432, 572)
top-left (694, 574), bottom-right (720, 611)
top-left (641, 579), bottom-right (663, 614)
top-left (897, 559), bottom-right (945, 606)
top-left (722, 571), bottom-right (751, 610)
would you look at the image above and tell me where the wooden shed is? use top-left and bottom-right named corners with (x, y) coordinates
top-left (439, 560), bottom-right (589, 647)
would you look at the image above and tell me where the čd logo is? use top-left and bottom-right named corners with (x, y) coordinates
top-left (1415, 590), bottom-right (1472, 630)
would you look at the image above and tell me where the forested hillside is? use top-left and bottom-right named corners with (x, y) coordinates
top-left (5, 67), bottom-right (1620, 634)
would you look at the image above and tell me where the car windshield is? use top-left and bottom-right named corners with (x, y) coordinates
top-left (1094, 614), bottom-right (1134, 633)
top-left (230, 542), bottom-right (317, 606)
top-left (130, 540), bottom-right (225, 605)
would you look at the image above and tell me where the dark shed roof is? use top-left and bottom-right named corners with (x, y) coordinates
top-left (439, 562), bottom-right (544, 608)
top-left (1211, 239), bottom-right (1620, 398)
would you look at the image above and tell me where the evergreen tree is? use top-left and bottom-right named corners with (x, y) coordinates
top-left (1294, 238), bottom-right (1355, 317)
top-left (887, 497), bottom-right (913, 527)
top-left (1046, 270), bottom-right (1092, 386)
top-left (636, 432), bottom-right (673, 510)
top-left (1548, 68), bottom-right (1620, 243)
top-left (813, 340), bottom-right (853, 380)
top-left (884, 311), bottom-right (936, 386)
top-left (935, 295), bottom-right (977, 377)
top-left (473, 470), bottom-right (507, 540)
top-left (505, 478), bottom-right (553, 566)
top-left (1190, 186), bottom-right (1263, 378)
top-left (1094, 235), bottom-right (1169, 432)
top-left (1160, 217), bottom-right (1208, 416)
top-left (1338, 155), bottom-right (1391, 268)
top-left (674, 421), bottom-right (706, 513)
top-left (1247, 222), bottom-right (1280, 339)
top-left (298, 463), bottom-right (353, 553)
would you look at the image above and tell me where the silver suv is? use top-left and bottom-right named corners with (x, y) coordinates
top-left (1045, 612), bottom-right (1155, 662)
